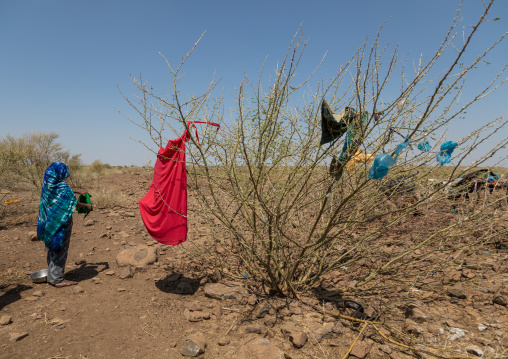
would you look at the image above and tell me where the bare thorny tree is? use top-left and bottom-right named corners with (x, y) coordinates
top-left (121, 1), bottom-right (507, 298)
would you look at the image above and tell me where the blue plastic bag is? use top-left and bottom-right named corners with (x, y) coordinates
top-left (368, 154), bottom-right (396, 180)
top-left (417, 140), bottom-right (431, 152)
top-left (437, 141), bottom-right (457, 165)
top-left (368, 138), bottom-right (410, 180)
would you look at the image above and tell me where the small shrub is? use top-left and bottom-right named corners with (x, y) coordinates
top-left (0, 132), bottom-right (81, 192)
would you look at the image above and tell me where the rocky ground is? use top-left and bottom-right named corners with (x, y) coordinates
top-left (0, 169), bottom-right (507, 359)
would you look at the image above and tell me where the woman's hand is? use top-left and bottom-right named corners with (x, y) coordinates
top-left (76, 202), bottom-right (92, 210)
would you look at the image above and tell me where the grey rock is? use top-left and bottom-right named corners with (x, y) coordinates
top-left (478, 324), bottom-right (489, 331)
top-left (116, 245), bottom-right (157, 269)
top-left (448, 327), bottom-right (466, 341)
top-left (181, 332), bottom-right (207, 357)
top-left (180, 340), bottom-right (203, 357)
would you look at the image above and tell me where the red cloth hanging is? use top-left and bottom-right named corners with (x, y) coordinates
top-left (139, 121), bottom-right (219, 245)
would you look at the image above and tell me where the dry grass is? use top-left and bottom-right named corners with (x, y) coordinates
top-left (91, 187), bottom-right (128, 209)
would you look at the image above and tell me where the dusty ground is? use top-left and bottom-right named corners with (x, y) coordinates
top-left (0, 170), bottom-right (507, 359)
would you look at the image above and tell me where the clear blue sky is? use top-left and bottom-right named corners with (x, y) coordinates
top-left (1, 1), bottom-right (506, 166)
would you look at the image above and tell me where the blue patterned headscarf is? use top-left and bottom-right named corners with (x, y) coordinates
top-left (37, 162), bottom-right (77, 251)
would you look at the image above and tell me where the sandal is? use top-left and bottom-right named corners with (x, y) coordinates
top-left (53, 279), bottom-right (78, 287)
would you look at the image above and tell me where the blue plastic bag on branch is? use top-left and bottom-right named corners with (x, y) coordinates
top-left (368, 138), bottom-right (410, 180)
top-left (368, 154), bottom-right (396, 180)
top-left (417, 140), bottom-right (431, 152)
top-left (437, 141), bottom-right (457, 165)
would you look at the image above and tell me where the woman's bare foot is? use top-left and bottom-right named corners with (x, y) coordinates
top-left (53, 279), bottom-right (78, 287)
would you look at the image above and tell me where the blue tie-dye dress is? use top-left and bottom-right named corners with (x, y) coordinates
top-left (37, 162), bottom-right (77, 251)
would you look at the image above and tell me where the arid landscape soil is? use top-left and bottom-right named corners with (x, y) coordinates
top-left (1, 169), bottom-right (507, 359)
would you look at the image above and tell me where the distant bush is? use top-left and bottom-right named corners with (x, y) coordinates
top-left (90, 160), bottom-right (112, 175)
top-left (0, 132), bottom-right (81, 191)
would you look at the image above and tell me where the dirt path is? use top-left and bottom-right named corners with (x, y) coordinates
top-left (1, 171), bottom-right (507, 359)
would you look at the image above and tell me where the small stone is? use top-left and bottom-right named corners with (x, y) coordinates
top-left (403, 320), bottom-right (425, 336)
top-left (281, 322), bottom-right (300, 336)
top-left (0, 315), bottom-right (12, 325)
top-left (247, 295), bottom-right (257, 306)
top-left (349, 340), bottom-right (371, 358)
top-left (185, 301), bottom-right (203, 312)
top-left (245, 325), bottom-right (262, 334)
top-left (32, 290), bottom-right (44, 297)
top-left (478, 324), bottom-right (488, 331)
top-left (92, 277), bottom-right (101, 284)
top-left (118, 266), bottom-right (134, 279)
top-left (117, 288), bottom-right (126, 292)
top-left (28, 231), bottom-right (38, 241)
top-left (466, 345), bottom-right (484, 357)
top-left (181, 332), bottom-right (207, 357)
top-left (493, 295), bottom-right (508, 306)
top-left (99, 233), bottom-right (108, 238)
top-left (84, 219), bottom-right (95, 227)
top-left (106, 225), bottom-right (112, 230)
top-left (211, 305), bottom-right (222, 319)
top-left (72, 286), bottom-right (84, 294)
top-left (218, 337), bottom-right (230, 346)
top-left (10, 332), bottom-right (28, 342)
top-left (189, 311), bottom-right (210, 322)
top-left (448, 327), bottom-right (466, 341)
top-left (116, 245), bottom-right (158, 269)
top-left (75, 259), bottom-right (86, 265)
top-left (427, 325), bottom-right (444, 335)
top-left (203, 282), bottom-right (245, 301)
top-left (168, 341), bottom-right (177, 348)
top-left (407, 306), bottom-right (428, 323)
top-left (254, 302), bottom-right (271, 319)
top-left (290, 331), bottom-right (308, 348)
top-left (379, 344), bottom-right (392, 354)
top-left (446, 289), bottom-right (467, 299)
top-left (264, 315), bottom-right (276, 326)
top-left (105, 270), bottom-right (115, 276)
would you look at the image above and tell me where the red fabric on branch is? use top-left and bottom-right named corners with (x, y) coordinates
top-left (139, 122), bottom-right (219, 245)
